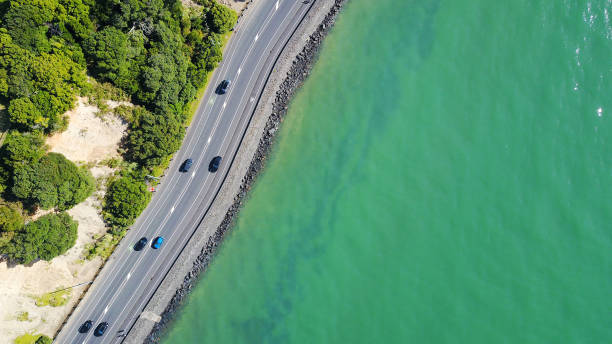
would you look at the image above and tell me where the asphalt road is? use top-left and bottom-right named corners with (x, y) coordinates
top-left (55, 1), bottom-right (315, 342)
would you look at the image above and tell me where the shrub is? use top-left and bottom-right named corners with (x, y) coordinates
top-left (35, 335), bottom-right (52, 344)
top-left (0, 131), bottom-right (46, 169)
top-left (2, 212), bottom-right (78, 264)
top-left (0, 200), bottom-right (24, 232)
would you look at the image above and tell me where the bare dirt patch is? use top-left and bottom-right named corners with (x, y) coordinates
top-left (0, 98), bottom-right (127, 343)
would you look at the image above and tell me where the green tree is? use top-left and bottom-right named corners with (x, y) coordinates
top-left (203, 0), bottom-right (236, 34)
top-left (2, 212), bottom-right (78, 264)
top-left (12, 152), bottom-right (95, 210)
top-left (0, 200), bottom-right (24, 232)
top-left (126, 110), bottom-right (184, 168)
top-left (103, 174), bottom-right (151, 228)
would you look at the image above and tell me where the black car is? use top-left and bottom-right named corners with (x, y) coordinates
top-left (209, 156), bottom-right (222, 172)
top-left (181, 158), bottom-right (193, 172)
top-left (94, 322), bottom-right (108, 337)
top-left (217, 79), bottom-right (231, 94)
top-left (134, 237), bottom-right (148, 251)
top-left (78, 320), bottom-right (92, 333)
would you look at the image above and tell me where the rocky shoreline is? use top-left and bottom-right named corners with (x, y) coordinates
top-left (144, 0), bottom-right (348, 342)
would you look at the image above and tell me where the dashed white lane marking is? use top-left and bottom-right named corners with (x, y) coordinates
top-left (126, 273), bottom-right (131, 280)
top-left (237, 67), bottom-right (241, 75)
top-left (254, 34), bottom-right (259, 41)
top-left (104, 306), bottom-right (108, 314)
top-left (223, 101), bottom-right (227, 108)
top-left (207, 136), bottom-right (212, 143)
top-left (208, 98), bottom-right (215, 105)
top-left (191, 172), bottom-right (195, 178)
top-left (275, 1), bottom-right (279, 10)
top-left (170, 206), bottom-right (175, 213)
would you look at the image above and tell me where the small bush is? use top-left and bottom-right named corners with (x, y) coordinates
top-left (16, 311), bottom-right (29, 321)
top-left (34, 288), bottom-right (71, 307)
top-left (103, 174), bottom-right (151, 229)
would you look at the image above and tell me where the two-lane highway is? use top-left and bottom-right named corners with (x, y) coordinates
top-left (55, 0), bottom-right (316, 342)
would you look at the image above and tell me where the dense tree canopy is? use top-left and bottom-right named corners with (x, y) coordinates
top-left (2, 212), bottom-right (78, 264)
top-left (12, 152), bottom-right (95, 210)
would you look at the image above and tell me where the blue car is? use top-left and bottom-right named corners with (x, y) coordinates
top-left (152, 236), bottom-right (164, 249)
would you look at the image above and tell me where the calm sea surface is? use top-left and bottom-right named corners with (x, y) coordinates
top-left (163, 0), bottom-right (612, 342)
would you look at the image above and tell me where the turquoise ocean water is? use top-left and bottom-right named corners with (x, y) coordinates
top-left (163, 0), bottom-right (612, 342)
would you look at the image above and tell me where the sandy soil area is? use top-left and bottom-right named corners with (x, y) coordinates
top-left (0, 98), bottom-right (127, 343)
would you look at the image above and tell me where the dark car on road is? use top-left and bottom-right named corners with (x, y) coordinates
top-left (152, 236), bottom-right (164, 249)
top-left (134, 237), bottom-right (148, 251)
top-left (181, 158), bottom-right (193, 172)
top-left (94, 322), bottom-right (108, 337)
top-left (79, 320), bottom-right (92, 333)
top-left (209, 156), bottom-right (222, 173)
top-left (217, 79), bottom-right (231, 94)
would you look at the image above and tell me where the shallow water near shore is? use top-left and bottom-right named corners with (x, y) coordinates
top-left (163, 0), bottom-right (612, 342)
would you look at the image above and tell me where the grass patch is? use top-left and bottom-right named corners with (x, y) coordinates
top-left (13, 333), bottom-right (41, 344)
top-left (34, 288), bottom-right (71, 307)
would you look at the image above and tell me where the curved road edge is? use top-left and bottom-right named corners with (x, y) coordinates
top-left (124, 0), bottom-right (346, 342)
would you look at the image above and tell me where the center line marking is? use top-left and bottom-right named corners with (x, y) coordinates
top-left (170, 206), bottom-right (175, 213)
